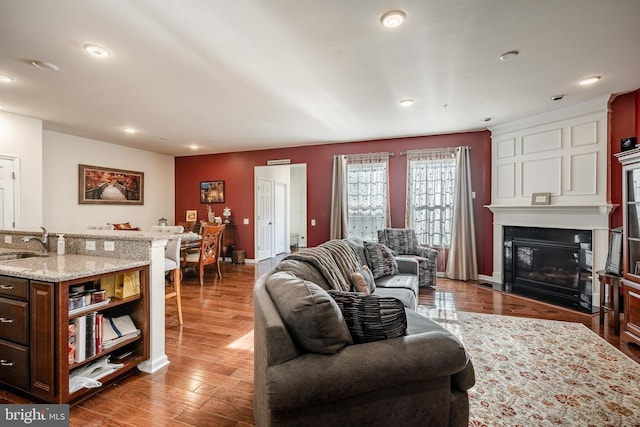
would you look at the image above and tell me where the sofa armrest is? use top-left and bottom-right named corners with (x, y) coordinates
top-left (452, 358), bottom-right (475, 391)
top-left (394, 256), bottom-right (419, 275)
top-left (267, 331), bottom-right (472, 411)
top-left (416, 245), bottom-right (438, 261)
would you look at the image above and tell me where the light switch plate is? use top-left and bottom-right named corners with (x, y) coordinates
top-left (86, 241), bottom-right (96, 251)
top-left (243, 218), bottom-right (249, 225)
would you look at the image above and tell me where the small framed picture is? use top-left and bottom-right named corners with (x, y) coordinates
top-left (200, 180), bottom-right (225, 203)
top-left (635, 261), bottom-right (640, 276)
top-left (186, 210), bottom-right (198, 222)
top-left (531, 192), bottom-right (551, 205)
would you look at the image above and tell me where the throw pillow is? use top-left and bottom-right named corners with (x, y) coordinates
top-left (266, 272), bottom-right (353, 354)
top-left (351, 265), bottom-right (376, 294)
top-left (328, 291), bottom-right (407, 344)
top-left (112, 222), bottom-right (132, 230)
top-left (363, 241), bottom-right (399, 279)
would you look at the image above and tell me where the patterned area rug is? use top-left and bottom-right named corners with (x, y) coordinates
top-left (416, 308), bottom-right (640, 426)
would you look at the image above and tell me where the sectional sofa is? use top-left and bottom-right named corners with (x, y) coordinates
top-left (253, 238), bottom-right (475, 426)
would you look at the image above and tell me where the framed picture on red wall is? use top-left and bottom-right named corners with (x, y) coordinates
top-left (200, 180), bottom-right (225, 203)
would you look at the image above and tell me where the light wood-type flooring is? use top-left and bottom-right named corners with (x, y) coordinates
top-left (1, 257), bottom-right (639, 426)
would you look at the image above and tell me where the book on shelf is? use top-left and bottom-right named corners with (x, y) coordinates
top-left (85, 312), bottom-right (96, 358)
top-left (68, 323), bottom-right (76, 365)
top-left (95, 313), bottom-right (103, 355)
top-left (75, 316), bottom-right (86, 363)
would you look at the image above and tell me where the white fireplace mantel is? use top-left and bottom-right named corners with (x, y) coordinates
top-left (487, 204), bottom-right (617, 229)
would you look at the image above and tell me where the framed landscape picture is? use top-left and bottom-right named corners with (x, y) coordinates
top-left (79, 164), bottom-right (144, 205)
top-left (200, 180), bottom-right (225, 203)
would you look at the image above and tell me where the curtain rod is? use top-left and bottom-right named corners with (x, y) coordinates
top-left (333, 151), bottom-right (394, 158)
top-left (400, 146), bottom-right (469, 156)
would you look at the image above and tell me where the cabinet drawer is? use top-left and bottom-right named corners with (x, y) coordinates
top-left (0, 338), bottom-right (29, 390)
top-left (0, 276), bottom-right (29, 300)
top-left (0, 297), bottom-right (28, 345)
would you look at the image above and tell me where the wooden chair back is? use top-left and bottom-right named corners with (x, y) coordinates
top-left (182, 224), bottom-right (225, 285)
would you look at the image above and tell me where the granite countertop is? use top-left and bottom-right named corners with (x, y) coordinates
top-left (0, 249), bottom-right (149, 282)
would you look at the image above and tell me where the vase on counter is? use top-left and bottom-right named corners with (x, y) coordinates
top-left (207, 205), bottom-right (215, 223)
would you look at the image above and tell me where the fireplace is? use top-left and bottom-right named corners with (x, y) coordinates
top-left (503, 226), bottom-right (593, 312)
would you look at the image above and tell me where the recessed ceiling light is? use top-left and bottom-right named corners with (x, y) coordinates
top-left (0, 74), bottom-right (15, 83)
top-left (499, 50), bottom-right (519, 61)
top-left (122, 127), bottom-right (136, 134)
top-left (380, 10), bottom-right (406, 28)
top-left (550, 94), bottom-right (566, 101)
top-left (399, 98), bottom-right (414, 107)
top-left (189, 144), bottom-right (199, 150)
top-left (83, 43), bottom-right (110, 58)
top-left (0, 104), bottom-right (5, 109)
top-left (31, 60), bottom-right (59, 71)
top-left (579, 75), bottom-right (601, 86)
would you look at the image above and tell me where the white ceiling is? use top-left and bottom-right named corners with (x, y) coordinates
top-left (1, 0), bottom-right (640, 157)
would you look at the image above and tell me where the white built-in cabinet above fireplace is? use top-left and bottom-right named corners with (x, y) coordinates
top-left (485, 96), bottom-right (615, 311)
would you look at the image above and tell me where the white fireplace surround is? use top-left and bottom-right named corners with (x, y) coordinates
top-left (484, 96), bottom-right (614, 310)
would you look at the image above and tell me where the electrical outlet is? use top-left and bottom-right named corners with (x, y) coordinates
top-left (86, 241), bottom-right (96, 251)
top-left (4, 235), bottom-right (11, 244)
top-left (104, 241), bottom-right (115, 251)
top-left (311, 219), bottom-right (316, 226)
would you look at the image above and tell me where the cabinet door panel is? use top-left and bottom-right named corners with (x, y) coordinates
top-left (626, 286), bottom-right (640, 338)
top-left (0, 297), bottom-right (28, 345)
top-left (0, 276), bottom-right (28, 300)
top-left (0, 338), bottom-right (28, 389)
top-left (30, 281), bottom-right (55, 400)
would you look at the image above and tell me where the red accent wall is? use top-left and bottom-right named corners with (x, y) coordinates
top-left (610, 90), bottom-right (640, 228)
top-left (175, 131), bottom-right (494, 276)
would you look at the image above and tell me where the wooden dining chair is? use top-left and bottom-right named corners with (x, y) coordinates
top-left (182, 224), bottom-right (225, 286)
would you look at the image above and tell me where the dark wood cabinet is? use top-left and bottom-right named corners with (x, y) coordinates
top-left (615, 149), bottom-right (640, 346)
top-left (0, 265), bottom-right (149, 404)
top-left (30, 281), bottom-right (55, 400)
top-left (222, 224), bottom-right (236, 260)
top-left (0, 276), bottom-right (30, 391)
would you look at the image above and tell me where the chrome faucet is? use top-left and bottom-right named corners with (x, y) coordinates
top-left (22, 227), bottom-right (49, 254)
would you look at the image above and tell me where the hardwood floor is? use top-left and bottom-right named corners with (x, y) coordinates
top-left (1, 259), bottom-right (639, 426)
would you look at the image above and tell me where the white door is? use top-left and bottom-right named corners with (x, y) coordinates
top-left (256, 178), bottom-right (273, 261)
top-left (0, 158), bottom-right (15, 228)
top-left (274, 182), bottom-right (287, 254)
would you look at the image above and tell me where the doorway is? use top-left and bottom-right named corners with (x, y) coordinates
top-left (0, 156), bottom-right (17, 228)
top-left (254, 164), bottom-right (307, 261)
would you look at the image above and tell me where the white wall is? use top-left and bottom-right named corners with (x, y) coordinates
top-left (43, 130), bottom-right (175, 231)
top-left (0, 111), bottom-right (43, 227)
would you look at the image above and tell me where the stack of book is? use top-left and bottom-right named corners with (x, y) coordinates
top-left (68, 312), bottom-right (104, 364)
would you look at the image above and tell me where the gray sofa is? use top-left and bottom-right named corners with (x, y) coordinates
top-left (253, 238), bottom-right (475, 426)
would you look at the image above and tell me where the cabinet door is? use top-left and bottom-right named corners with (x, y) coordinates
top-left (623, 283), bottom-right (640, 343)
top-left (30, 281), bottom-right (56, 400)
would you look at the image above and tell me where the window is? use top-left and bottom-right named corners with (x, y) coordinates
top-left (407, 152), bottom-right (456, 247)
top-left (347, 155), bottom-right (389, 241)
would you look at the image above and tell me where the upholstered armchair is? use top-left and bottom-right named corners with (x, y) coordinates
top-left (377, 228), bottom-right (438, 288)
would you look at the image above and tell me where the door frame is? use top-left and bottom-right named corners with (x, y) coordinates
top-left (0, 155), bottom-right (20, 229)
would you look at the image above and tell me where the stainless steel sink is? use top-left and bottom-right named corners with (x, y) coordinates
top-left (0, 253), bottom-right (45, 261)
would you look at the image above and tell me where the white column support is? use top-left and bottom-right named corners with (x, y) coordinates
top-left (138, 238), bottom-right (170, 373)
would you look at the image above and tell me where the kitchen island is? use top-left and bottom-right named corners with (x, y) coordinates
top-left (0, 228), bottom-right (172, 404)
